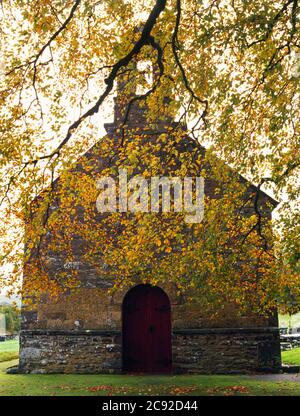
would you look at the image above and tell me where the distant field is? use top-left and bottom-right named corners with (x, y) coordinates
top-left (282, 348), bottom-right (300, 366)
top-left (0, 338), bottom-right (19, 353)
top-left (0, 352), bottom-right (18, 362)
top-left (0, 338), bottom-right (19, 362)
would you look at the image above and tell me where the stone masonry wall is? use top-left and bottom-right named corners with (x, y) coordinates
top-left (19, 284), bottom-right (281, 374)
top-left (20, 73), bottom-right (280, 375)
top-left (19, 330), bottom-right (122, 374)
top-left (19, 327), bottom-right (281, 374)
top-left (21, 286), bottom-right (275, 332)
top-left (172, 328), bottom-right (281, 374)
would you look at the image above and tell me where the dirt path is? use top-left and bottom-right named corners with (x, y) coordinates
top-left (246, 373), bottom-right (300, 382)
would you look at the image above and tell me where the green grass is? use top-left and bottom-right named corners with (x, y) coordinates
top-left (0, 360), bottom-right (300, 396)
top-left (0, 338), bottom-right (299, 396)
top-left (0, 338), bottom-right (19, 363)
top-left (0, 338), bottom-right (19, 353)
top-left (282, 348), bottom-right (300, 366)
top-left (0, 338), bottom-right (19, 362)
top-left (0, 352), bottom-right (19, 363)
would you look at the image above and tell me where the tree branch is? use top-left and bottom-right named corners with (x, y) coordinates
top-left (247, 0), bottom-right (295, 47)
top-left (23, 0), bottom-right (167, 166)
top-left (171, 0), bottom-right (208, 122)
top-left (6, 0), bottom-right (81, 79)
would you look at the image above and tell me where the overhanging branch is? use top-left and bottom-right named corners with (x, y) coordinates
top-left (23, 0), bottom-right (167, 166)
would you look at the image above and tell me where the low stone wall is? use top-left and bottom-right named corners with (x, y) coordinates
top-left (19, 330), bottom-right (122, 374)
top-left (19, 327), bottom-right (281, 374)
top-left (172, 328), bottom-right (281, 374)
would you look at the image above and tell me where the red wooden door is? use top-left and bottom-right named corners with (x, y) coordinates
top-left (122, 284), bottom-right (172, 373)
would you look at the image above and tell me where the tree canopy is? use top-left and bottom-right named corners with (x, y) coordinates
top-left (0, 0), bottom-right (299, 313)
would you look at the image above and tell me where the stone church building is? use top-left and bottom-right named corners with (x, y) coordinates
top-left (19, 64), bottom-right (281, 374)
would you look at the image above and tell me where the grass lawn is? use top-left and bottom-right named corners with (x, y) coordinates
top-left (0, 338), bottom-right (19, 363)
top-left (282, 348), bottom-right (300, 366)
top-left (0, 338), bottom-right (19, 353)
top-left (0, 360), bottom-right (300, 396)
top-left (0, 352), bottom-right (19, 362)
top-left (0, 339), bottom-right (299, 396)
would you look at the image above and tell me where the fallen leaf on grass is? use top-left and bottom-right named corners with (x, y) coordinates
top-left (87, 385), bottom-right (131, 394)
top-left (206, 385), bottom-right (250, 396)
top-left (170, 386), bottom-right (197, 395)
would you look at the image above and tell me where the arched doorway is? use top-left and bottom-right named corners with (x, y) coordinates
top-left (122, 284), bottom-right (172, 373)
